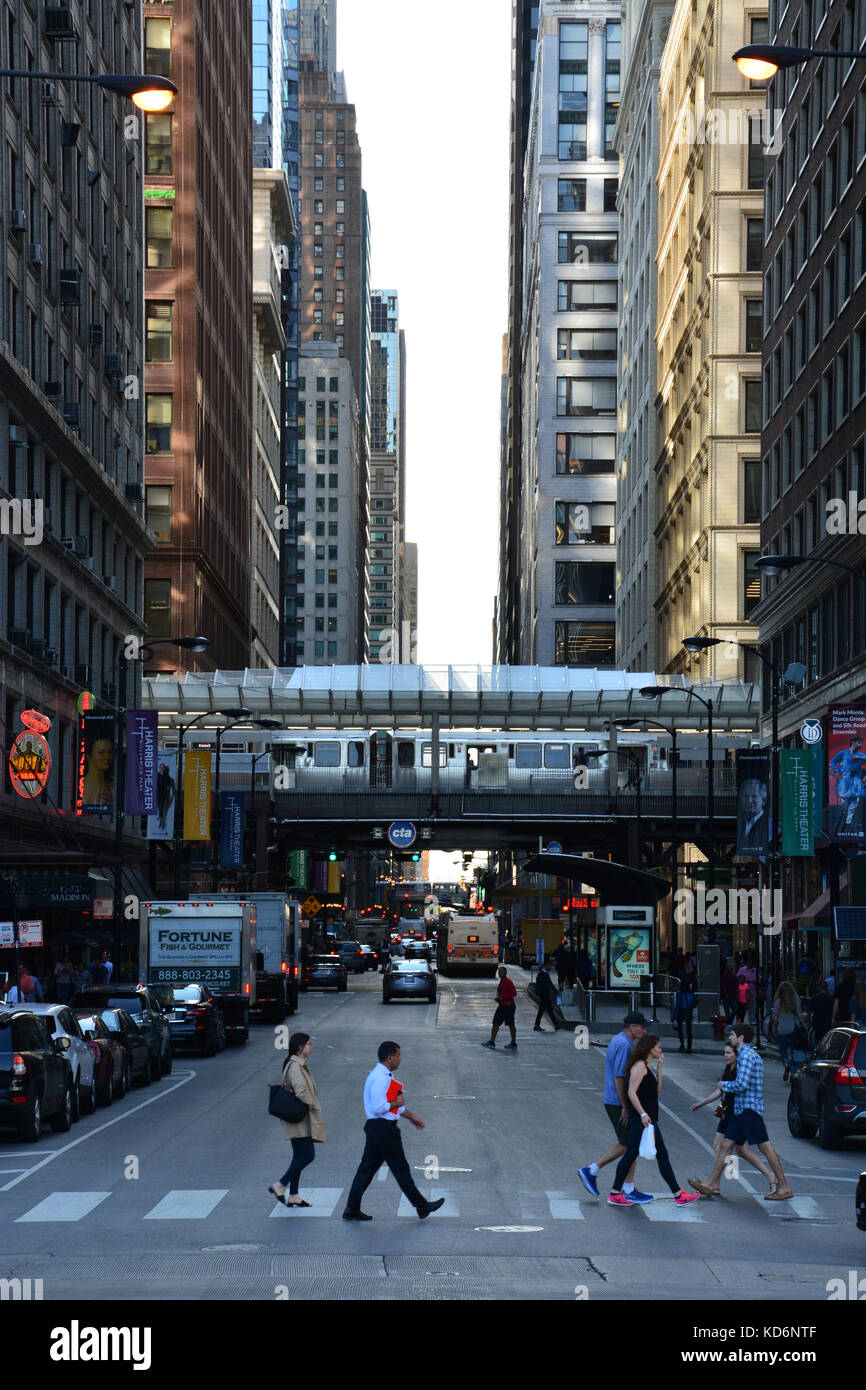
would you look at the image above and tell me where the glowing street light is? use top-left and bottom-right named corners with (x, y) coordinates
top-left (733, 43), bottom-right (866, 80)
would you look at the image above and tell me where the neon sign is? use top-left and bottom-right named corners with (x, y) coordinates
top-left (9, 731), bottom-right (50, 798)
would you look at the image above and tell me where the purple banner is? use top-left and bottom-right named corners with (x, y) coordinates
top-left (126, 710), bottom-right (158, 815)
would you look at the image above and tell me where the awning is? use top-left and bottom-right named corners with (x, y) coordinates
top-left (834, 907), bottom-right (866, 942)
top-left (520, 853), bottom-right (671, 903)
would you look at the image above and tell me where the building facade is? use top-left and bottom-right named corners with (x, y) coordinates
top-left (143, 0), bottom-right (254, 674)
top-left (368, 289), bottom-right (411, 661)
top-left (614, 0), bottom-right (673, 673)
top-left (512, 1), bottom-right (621, 666)
top-left (297, 343), bottom-right (359, 661)
top-left (655, 0), bottom-right (767, 684)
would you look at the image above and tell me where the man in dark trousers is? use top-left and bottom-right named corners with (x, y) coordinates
top-left (533, 963), bottom-right (561, 1032)
top-left (483, 966), bottom-right (518, 1050)
top-left (343, 1041), bottom-right (446, 1221)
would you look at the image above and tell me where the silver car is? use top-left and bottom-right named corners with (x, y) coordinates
top-left (22, 1004), bottom-right (97, 1118)
top-left (382, 959), bottom-right (437, 1004)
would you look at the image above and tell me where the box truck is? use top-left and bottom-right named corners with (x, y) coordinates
top-left (218, 892), bottom-right (300, 1022)
top-left (140, 900), bottom-right (255, 1044)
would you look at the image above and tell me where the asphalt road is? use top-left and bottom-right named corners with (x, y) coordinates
top-left (0, 966), bottom-right (863, 1302)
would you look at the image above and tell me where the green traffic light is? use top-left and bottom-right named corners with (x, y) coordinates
top-left (328, 849), bottom-right (338, 862)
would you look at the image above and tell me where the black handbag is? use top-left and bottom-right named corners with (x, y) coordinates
top-left (268, 1083), bottom-right (309, 1124)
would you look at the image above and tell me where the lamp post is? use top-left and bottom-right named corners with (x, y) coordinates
top-left (755, 554), bottom-right (866, 587)
top-left (608, 724), bottom-right (645, 869)
top-left (627, 707), bottom-right (681, 968)
top-left (172, 707), bottom-right (250, 896)
top-left (112, 635), bottom-right (208, 970)
top-left (210, 718), bottom-right (281, 890)
top-left (0, 69), bottom-right (177, 108)
top-left (732, 43), bottom-right (866, 81)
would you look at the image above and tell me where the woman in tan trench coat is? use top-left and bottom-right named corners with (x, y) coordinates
top-left (268, 1032), bottom-right (325, 1208)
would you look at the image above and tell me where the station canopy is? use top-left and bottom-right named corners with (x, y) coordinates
top-left (143, 666), bottom-right (760, 734)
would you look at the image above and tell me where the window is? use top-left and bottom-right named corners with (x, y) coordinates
top-left (744, 298), bottom-right (762, 352)
top-left (558, 280), bottom-right (617, 312)
top-left (743, 379), bottom-right (762, 432)
top-left (144, 17), bottom-right (172, 77)
top-left (336, 177), bottom-right (345, 191)
top-left (314, 177), bottom-right (323, 191)
top-left (555, 500), bottom-right (616, 544)
top-left (557, 328), bottom-right (617, 360)
top-left (747, 117), bottom-right (765, 188)
top-left (745, 218), bottom-right (763, 271)
top-left (554, 622), bottom-right (615, 665)
top-left (742, 551), bottom-right (762, 618)
top-left (145, 395), bottom-right (172, 453)
top-left (603, 178), bottom-right (618, 212)
top-left (336, 199), bottom-right (345, 214)
top-left (743, 457), bottom-right (761, 522)
top-left (558, 178), bottom-right (586, 211)
top-left (558, 232), bottom-right (618, 263)
top-left (314, 200), bottom-right (323, 215)
top-left (554, 561), bottom-right (616, 604)
top-left (604, 22), bottom-right (621, 157)
top-left (556, 432), bottom-right (616, 474)
top-left (559, 21), bottom-right (588, 160)
top-left (145, 205), bottom-right (173, 268)
top-left (145, 485), bottom-right (172, 543)
top-left (556, 377), bottom-right (616, 416)
top-left (145, 302), bottom-right (173, 362)
top-left (144, 113), bottom-right (172, 175)
top-left (144, 579), bottom-right (171, 637)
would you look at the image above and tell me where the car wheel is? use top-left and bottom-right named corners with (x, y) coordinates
top-left (150, 1051), bottom-right (162, 1084)
top-left (17, 1092), bottom-right (41, 1143)
top-left (99, 1072), bottom-right (113, 1107)
top-left (382, 992), bottom-right (391, 1004)
top-left (338, 983), bottom-right (347, 993)
top-left (80, 1073), bottom-right (97, 1115)
top-left (162, 1045), bottom-right (172, 1076)
top-left (786, 1086), bottom-right (817, 1139)
top-left (50, 1085), bottom-right (73, 1133)
top-left (428, 993), bottom-right (437, 1004)
top-left (202, 1030), bottom-right (216, 1058)
top-left (139, 1057), bottom-right (152, 1087)
top-left (817, 1092), bottom-right (843, 1150)
top-left (70, 1077), bottom-right (81, 1123)
top-left (856, 1172), bottom-right (866, 1232)
top-left (117, 1060), bottom-right (131, 1098)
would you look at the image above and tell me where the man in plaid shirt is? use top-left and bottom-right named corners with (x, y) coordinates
top-left (689, 1024), bottom-right (794, 1201)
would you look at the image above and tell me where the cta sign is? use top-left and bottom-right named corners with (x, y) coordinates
top-left (388, 821), bottom-right (417, 849)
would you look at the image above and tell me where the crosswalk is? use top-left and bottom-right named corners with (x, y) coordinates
top-left (4, 1184), bottom-right (850, 1224)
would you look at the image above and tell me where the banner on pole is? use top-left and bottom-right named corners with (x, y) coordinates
top-left (828, 706), bottom-right (866, 842)
top-left (183, 750), bottom-right (211, 841)
top-left (220, 791), bottom-right (245, 868)
top-left (735, 750), bottom-right (771, 857)
top-left (147, 751), bottom-right (177, 841)
top-left (781, 747), bottom-right (816, 856)
top-left (125, 710), bottom-right (158, 815)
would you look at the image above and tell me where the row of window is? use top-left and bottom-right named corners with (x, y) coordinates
top-left (764, 331), bottom-right (866, 454)
top-left (765, 200), bottom-right (866, 322)
top-left (298, 377), bottom-right (340, 393)
top-left (557, 178), bottom-right (618, 213)
top-left (554, 501), bottom-right (616, 546)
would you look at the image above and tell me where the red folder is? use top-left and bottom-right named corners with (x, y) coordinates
top-left (386, 1079), bottom-right (403, 1113)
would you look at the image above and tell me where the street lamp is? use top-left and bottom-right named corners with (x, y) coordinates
top-left (610, 722), bottom-right (645, 870)
top-left (210, 717), bottom-right (281, 890)
top-left (171, 708), bottom-right (251, 896)
top-left (0, 69), bottom-right (177, 109)
top-left (733, 44), bottom-right (866, 81)
top-left (755, 553), bottom-right (866, 586)
top-left (621, 711), bottom-right (681, 965)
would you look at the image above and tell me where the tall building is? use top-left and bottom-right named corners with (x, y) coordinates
top-left (368, 289), bottom-right (411, 661)
top-left (296, 343), bottom-right (359, 660)
top-left (504, 0), bottom-right (621, 666)
top-left (655, 0), bottom-right (767, 684)
top-left (300, 0), bottom-right (337, 82)
top-left (614, 0), bottom-right (673, 673)
top-left (753, 0), bottom-right (866, 933)
top-left (252, 169), bottom-right (295, 667)
top-left (143, 0), bottom-right (254, 674)
top-left (298, 59), bottom-right (370, 662)
top-left (0, 0), bottom-right (151, 917)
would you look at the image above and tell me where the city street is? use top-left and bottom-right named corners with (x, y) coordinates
top-left (0, 969), bottom-right (862, 1302)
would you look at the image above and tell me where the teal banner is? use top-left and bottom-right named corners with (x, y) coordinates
top-left (781, 748), bottom-right (817, 856)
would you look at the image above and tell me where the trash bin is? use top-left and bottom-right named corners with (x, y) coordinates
top-left (710, 1014), bottom-right (725, 1040)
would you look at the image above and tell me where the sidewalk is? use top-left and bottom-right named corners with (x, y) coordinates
top-left (557, 989), bottom-right (779, 1056)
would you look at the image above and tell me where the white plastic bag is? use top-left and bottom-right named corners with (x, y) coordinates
top-left (639, 1122), bottom-right (656, 1160)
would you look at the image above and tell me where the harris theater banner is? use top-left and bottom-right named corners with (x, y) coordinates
top-left (828, 705), bottom-right (866, 842)
top-left (220, 791), bottom-right (245, 868)
top-left (125, 711), bottom-right (158, 816)
top-left (183, 749), bottom-right (212, 841)
top-left (781, 747), bottom-right (819, 856)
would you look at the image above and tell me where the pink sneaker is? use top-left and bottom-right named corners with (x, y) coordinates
top-left (607, 1192), bottom-right (636, 1206)
top-left (675, 1191), bottom-right (701, 1205)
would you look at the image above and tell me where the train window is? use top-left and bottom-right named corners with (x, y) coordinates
top-left (544, 743), bottom-right (569, 769)
top-left (397, 741), bottom-right (415, 768)
top-left (347, 741), bottom-right (365, 767)
top-left (314, 742), bottom-right (341, 767)
top-left (421, 743), bottom-right (447, 767)
top-left (515, 744), bottom-right (542, 768)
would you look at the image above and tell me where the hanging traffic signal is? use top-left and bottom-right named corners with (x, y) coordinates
top-left (411, 852), bottom-right (420, 862)
top-left (328, 848), bottom-right (338, 862)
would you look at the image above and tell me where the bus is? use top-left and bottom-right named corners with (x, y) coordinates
top-left (387, 882), bottom-right (431, 936)
top-left (437, 914), bottom-right (499, 978)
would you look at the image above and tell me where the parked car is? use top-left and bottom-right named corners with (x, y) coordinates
top-left (0, 1008), bottom-right (74, 1140)
top-left (787, 1026), bottom-right (866, 1148)
top-left (301, 954), bottom-right (348, 992)
top-left (152, 983), bottom-right (225, 1057)
top-left (91, 1008), bottom-right (152, 1087)
top-left (857, 1171), bottom-right (866, 1231)
top-left (70, 986), bottom-right (171, 1081)
top-left (359, 945), bottom-right (378, 970)
top-left (404, 940), bottom-right (432, 964)
top-left (73, 1012), bottom-right (128, 1105)
top-left (22, 1003), bottom-right (98, 1118)
top-left (382, 959), bottom-right (437, 1005)
top-left (334, 941), bottom-right (366, 974)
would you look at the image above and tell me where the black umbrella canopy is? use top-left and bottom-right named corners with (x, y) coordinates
top-left (520, 854), bottom-right (671, 904)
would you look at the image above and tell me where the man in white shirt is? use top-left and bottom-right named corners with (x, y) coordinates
top-left (343, 1040), bottom-right (446, 1221)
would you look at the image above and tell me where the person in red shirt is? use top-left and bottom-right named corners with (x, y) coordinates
top-left (483, 966), bottom-right (518, 1051)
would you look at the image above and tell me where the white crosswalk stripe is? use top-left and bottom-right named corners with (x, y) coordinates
top-left (759, 1194), bottom-right (825, 1219)
top-left (545, 1190), bottom-right (584, 1219)
top-left (397, 1187), bottom-right (459, 1217)
top-left (16, 1191), bottom-right (112, 1223)
top-left (143, 1189), bottom-right (228, 1220)
top-left (639, 1200), bottom-right (705, 1222)
top-left (268, 1187), bottom-right (344, 1218)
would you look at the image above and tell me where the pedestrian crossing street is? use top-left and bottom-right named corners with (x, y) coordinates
top-left (6, 1185), bottom-right (848, 1224)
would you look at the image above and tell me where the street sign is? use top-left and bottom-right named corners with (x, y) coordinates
top-left (547, 841), bottom-right (563, 855)
top-left (0, 922), bottom-right (13, 946)
top-left (303, 896), bottom-right (323, 918)
top-left (17, 921), bottom-right (42, 946)
top-left (93, 899), bottom-right (114, 919)
top-left (800, 718), bottom-right (822, 744)
top-left (388, 820), bottom-right (417, 849)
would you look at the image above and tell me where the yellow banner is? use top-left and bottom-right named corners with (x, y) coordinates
top-left (183, 750), bottom-right (211, 841)
top-left (327, 860), bottom-right (341, 894)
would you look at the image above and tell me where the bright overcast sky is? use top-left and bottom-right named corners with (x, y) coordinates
top-left (337, 0), bottom-right (512, 667)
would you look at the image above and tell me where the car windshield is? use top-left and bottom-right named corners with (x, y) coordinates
top-left (99, 1010), bottom-right (121, 1030)
top-left (161, 987), bottom-right (204, 1005)
top-left (312, 956), bottom-right (340, 965)
top-left (392, 961), bottom-right (430, 973)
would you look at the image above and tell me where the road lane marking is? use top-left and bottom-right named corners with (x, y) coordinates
top-left (640, 1202), bottom-right (705, 1223)
top-left (475, 1225), bottom-right (544, 1233)
top-left (144, 1189), bottom-right (228, 1220)
top-left (656, 1098), bottom-right (759, 1196)
top-left (376, 1167), bottom-right (388, 1181)
top-left (0, 1070), bottom-right (197, 1193)
top-left (16, 1191), bottom-right (111, 1223)
top-left (760, 1195), bottom-right (825, 1219)
top-left (268, 1187), bottom-right (343, 1217)
top-left (397, 1187), bottom-right (458, 1217)
top-left (546, 1191), bottom-right (584, 1219)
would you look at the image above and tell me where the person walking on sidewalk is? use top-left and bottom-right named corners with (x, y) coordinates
top-left (689, 1024), bottom-right (793, 1201)
top-left (268, 1032), bottom-right (325, 1208)
top-left (342, 1041), bottom-right (446, 1222)
top-left (577, 1011), bottom-right (655, 1205)
top-left (674, 971), bottom-right (696, 1052)
top-left (533, 963), bottom-right (560, 1032)
top-left (720, 962), bottom-right (738, 1024)
top-left (483, 966), bottom-right (518, 1050)
top-left (608, 1035), bottom-right (701, 1207)
top-left (689, 1043), bottom-right (777, 1194)
top-left (770, 981), bottom-right (808, 1082)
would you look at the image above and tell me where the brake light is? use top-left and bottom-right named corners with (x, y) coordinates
top-left (281, 962), bottom-right (288, 973)
top-left (244, 983), bottom-right (250, 995)
top-left (193, 1008), bottom-right (209, 1018)
top-left (12, 1052), bottom-right (27, 1076)
top-left (835, 1066), bottom-right (864, 1087)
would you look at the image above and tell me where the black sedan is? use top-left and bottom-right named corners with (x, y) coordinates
top-left (90, 1008), bottom-right (153, 1088)
top-left (787, 1026), bottom-right (866, 1148)
top-left (301, 954), bottom-right (348, 992)
top-left (0, 1008), bottom-right (74, 1140)
top-left (152, 983), bottom-right (225, 1057)
top-left (382, 959), bottom-right (437, 1005)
